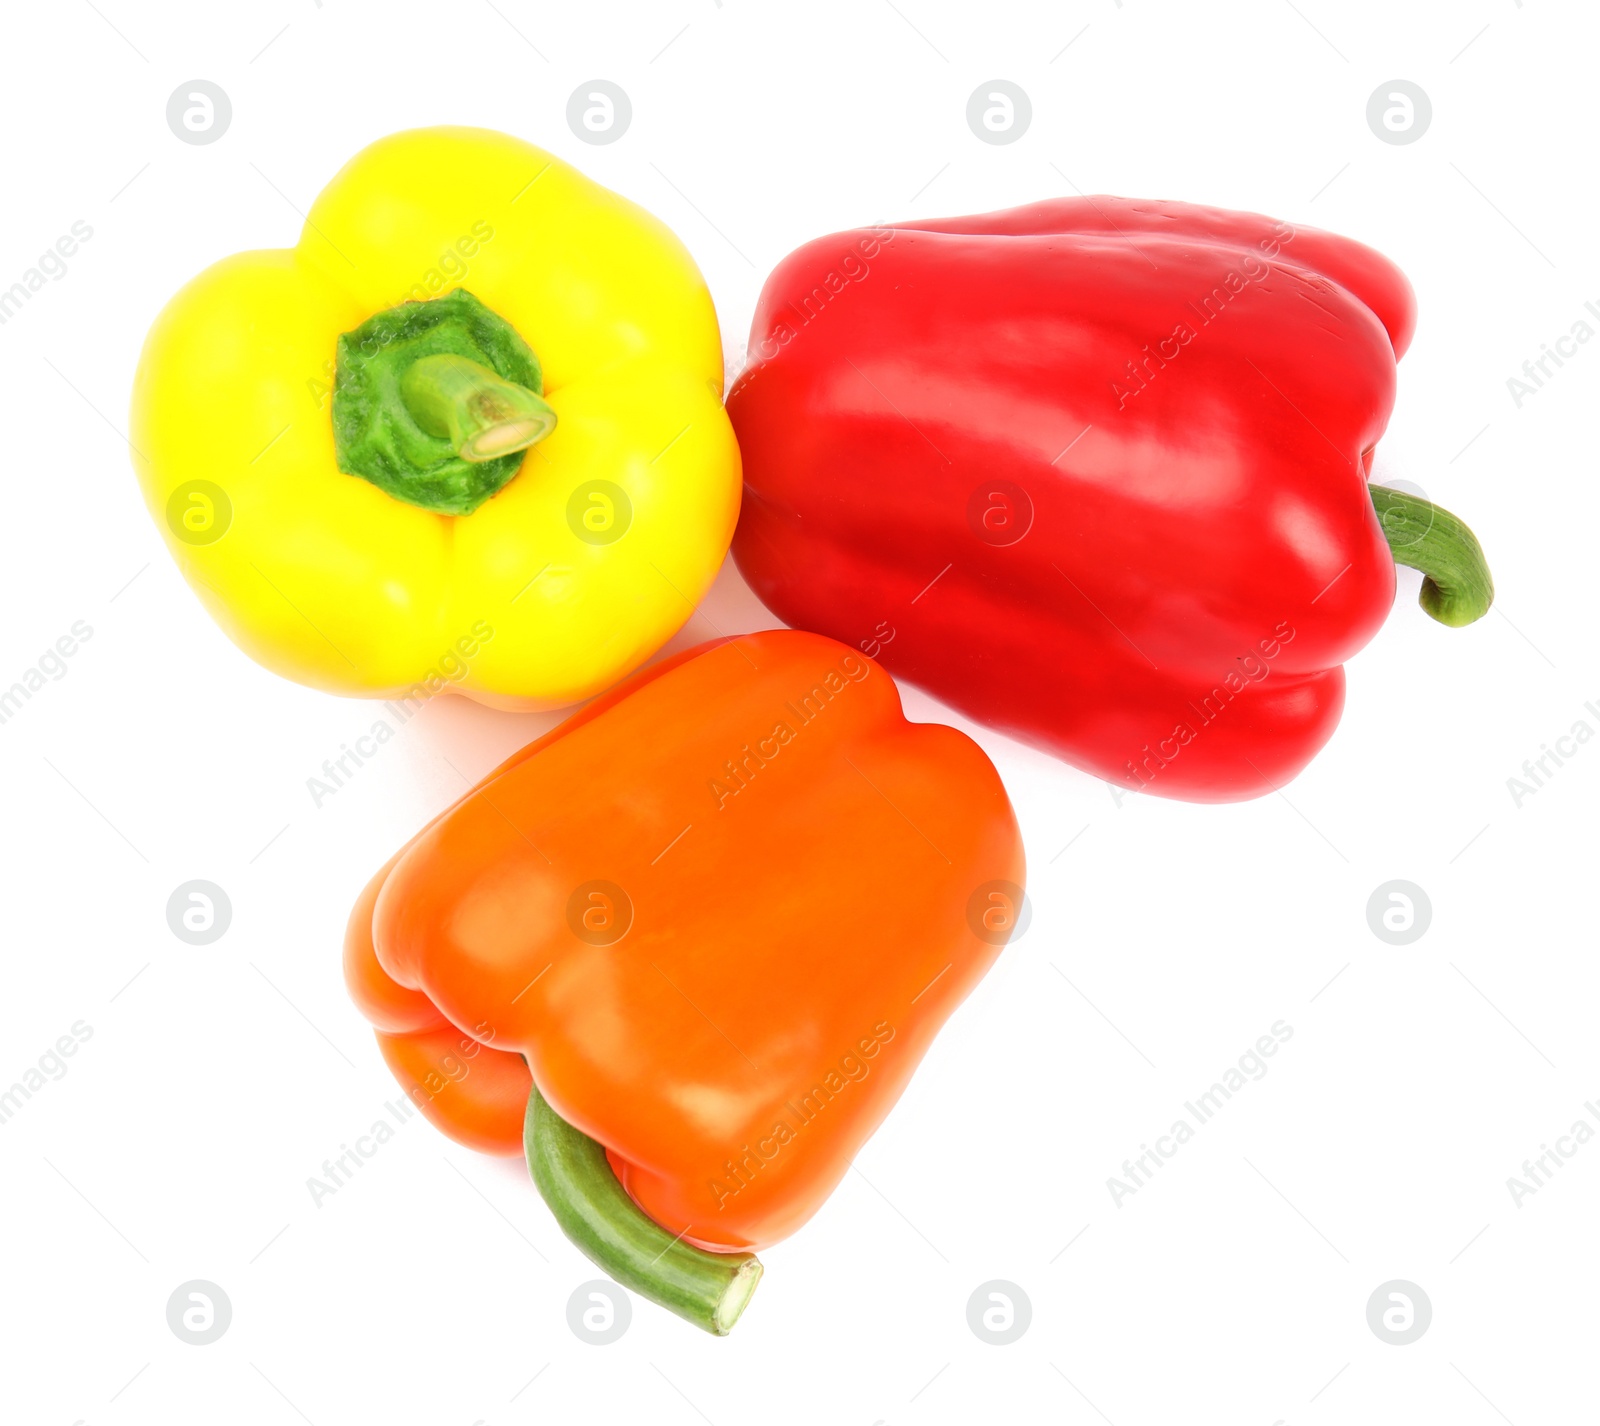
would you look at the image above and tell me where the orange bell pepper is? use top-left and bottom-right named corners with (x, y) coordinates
top-left (345, 629), bottom-right (1025, 1331)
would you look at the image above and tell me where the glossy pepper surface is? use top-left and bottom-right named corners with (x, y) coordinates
top-left (345, 630), bottom-right (1025, 1259)
top-left (132, 126), bottom-right (739, 709)
top-left (727, 199), bottom-right (1492, 801)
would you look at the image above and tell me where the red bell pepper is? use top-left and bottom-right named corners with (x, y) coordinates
top-left (727, 198), bottom-right (1492, 802)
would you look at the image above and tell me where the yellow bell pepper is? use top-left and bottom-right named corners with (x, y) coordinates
top-left (130, 126), bottom-right (740, 709)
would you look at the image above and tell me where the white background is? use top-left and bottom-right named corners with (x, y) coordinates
top-left (1, 1), bottom-right (1594, 1423)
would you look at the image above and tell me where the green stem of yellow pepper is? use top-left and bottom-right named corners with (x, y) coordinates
top-left (399, 354), bottom-right (556, 462)
top-left (333, 288), bottom-right (557, 516)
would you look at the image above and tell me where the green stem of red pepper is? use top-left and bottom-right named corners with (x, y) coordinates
top-left (1370, 484), bottom-right (1494, 627)
top-left (524, 1084), bottom-right (763, 1335)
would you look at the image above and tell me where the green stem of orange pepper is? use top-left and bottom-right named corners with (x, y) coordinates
top-left (524, 1083), bottom-right (763, 1335)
